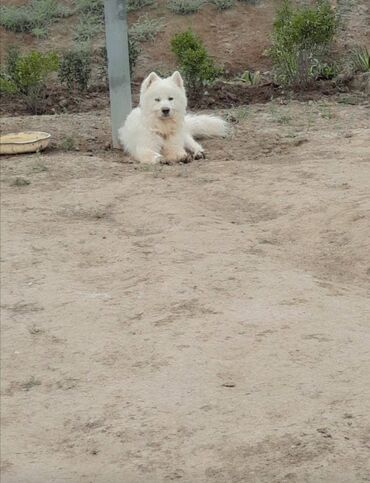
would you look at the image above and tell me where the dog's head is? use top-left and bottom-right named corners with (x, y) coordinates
top-left (139, 71), bottom-right (187, 121)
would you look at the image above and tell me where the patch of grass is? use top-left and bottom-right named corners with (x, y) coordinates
top-left (275, 114), bottom-right (293, 125)
top-left (128, 0), bottom-right (156, 12)
top-left (318, 103), bottom-right (334, 120)
top-left (350, 46), bottom-right (370, 73)
top-left (73, 16), bottom-right (103, 42)
top-left (11, 177), bottom-right (31, 187)
top-left (32, 161), bottom-right (48, 172)
top-left (0, 0), bottom-right (71, 37)
top-left (211, 0), bottom-right (235, 10)
top-left (225, 107), bottom-right (249, 123)
top-left (60, 136), bottom-right (76, 151)
top-left (167, 0), bottom-right (204, 15)
top-left (129, 15), bottom-right (165, 43)
top-left (20, 376), bottom-right (41, 391)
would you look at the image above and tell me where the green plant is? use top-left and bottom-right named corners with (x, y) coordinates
top-left (59, 48), bottom-right (92, 92)
top-left (350, 46), bottom-right (370, 73)
top-left (74, 16), bottom-right (104, 42)
top-left (60, 136), bottom-right (76, 151)
top-left (268, 0), bottom-right (337, 87)
top-left (171, 30), bottom-right (220, 96)
top-left (76, 0), bottom-right (104, 18)
top-left (0, 0), bottom-right (71, 37)
top-left (128, 0), bottom-right (156, 12)
top-left (211, 0), bottom-right (235, 10)
top-left (1, 49), bottom-right (59, 113)
top-left (237, 69), bottom-right (261, 85)
top-left (167, 0), bottom-right (204, 15)
top-left (129, 15), bottom-right (165, 43)
top-left (97, 36), bottom-right (141, 84)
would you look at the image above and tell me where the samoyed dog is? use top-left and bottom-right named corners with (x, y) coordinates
top-left (118, 71), bottom-right (228, 164)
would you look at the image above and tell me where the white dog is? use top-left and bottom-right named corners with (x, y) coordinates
top-left (118, 71), bottom-right (228, 164)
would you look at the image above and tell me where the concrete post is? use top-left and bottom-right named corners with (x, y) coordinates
top-left (104, 0), bottom-right (132, 149)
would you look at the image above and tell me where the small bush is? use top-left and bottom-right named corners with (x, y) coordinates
top-left (171, 30), bottom-right (220, 96)
top-left (0, 49), bottom-right (59, 113)
top-left (74, 15), bottom-right (104, 42)
top-left (128, 0), bottom-right (156, 12)
top-left (0, 0), bottom-right (71, 37)
top-left (211, 0), bottom-right (235, 10)
top-left (59, 48), bottom-right (92, 92)
top-left (129, 15), bottom-right (165, 43)
top-left (167, 0), bottom-right (204, 15)
top-left (268, 0), bottom-right (337, 87)
top-left (98, 36), bottom-right (141, 85)
top-left (350, 46), bottom-right (370, 73)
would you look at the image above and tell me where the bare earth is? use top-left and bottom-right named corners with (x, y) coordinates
top-left (1, 100), bottom-right (370, 483)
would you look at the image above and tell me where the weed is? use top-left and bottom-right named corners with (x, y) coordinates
top-left (0, 0), bottom-right (71, 37)
top-left (59, 47), bottom-right (92, 92)
top-left (350, 46), bottom-right (370, 73)
top-left (129, 15), bottom-right (165, 43)
top-left (76, 0), bottom-right (104, 18)
top-left (171, 30), bottom-right (220, 96)
top-left (74, 16), bottom-right (104, 42)
top-left (211, 0), bottom-right (235, 10)
top-left (60, 136), bottom-right (76, 151)
top-left (237, 70), bottom-right (261, 85)
top-left (167, 0), bottom-right (204, 15)
top-left (32, 161), bottom-right (48, 172)
top-left (268, 0), bottom-right (337, 87)
top-left (28, 325), bottom-right (45, 335)
top-left (128, 0), bottom-right (156, 12)
top-left (20, 376), bottom-right (41, 391)
top-left (11, 177), bottom-right (31, 187)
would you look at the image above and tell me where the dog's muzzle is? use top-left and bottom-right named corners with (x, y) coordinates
top-left (161, 107), bottom-right (170, 117)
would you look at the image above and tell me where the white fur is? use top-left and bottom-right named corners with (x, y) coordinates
top-left (118, 71), bottom-right (228, 164)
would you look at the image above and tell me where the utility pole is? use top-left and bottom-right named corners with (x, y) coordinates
top-left (104, 0), bottom-right (132, 149)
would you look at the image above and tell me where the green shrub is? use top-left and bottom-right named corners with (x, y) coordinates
top-left (171, 30), bottom-right (220, 96)
top-left (0, 0), bottom-right (71, 37)
top-left (0, 49), bottom-right (59, 113)
top-left (350, 46), bottom-right (370, 73)
top-left (268, 0), bottom-right (337, 86)
top-left (167, 0), bottom-right (204, 15)
top-left (211, 0), bottom-right (235, 10)
top-left (59, 48), bottom-right (92, 92)
top-left (129, 15), bottom-right (165, 43)
top-left (98, 36), bottom-right (141, 85)
top-left (128, 0), bottom-right (156, 12)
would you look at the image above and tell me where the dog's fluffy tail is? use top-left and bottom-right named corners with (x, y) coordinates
top-left (185, 114), bottom-right (228, 139)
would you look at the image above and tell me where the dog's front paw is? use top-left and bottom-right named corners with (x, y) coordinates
top-left (194, 150), bottom-right (206, 160)
top-left (179, 153), bottom-right (193, 164)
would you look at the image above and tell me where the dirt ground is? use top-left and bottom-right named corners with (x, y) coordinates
top-left (1, 99), bottom-right (370, 483)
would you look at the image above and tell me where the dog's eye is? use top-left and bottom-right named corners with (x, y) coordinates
top-left (155, 98), bottom-right (160, 102)
top-left (168, 97), bottom-right (174, 101)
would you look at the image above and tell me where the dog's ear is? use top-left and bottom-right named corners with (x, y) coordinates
top-left (170, 71), bottom-right (184, 89)
top-left (141, 72), bottom-right (161, 94)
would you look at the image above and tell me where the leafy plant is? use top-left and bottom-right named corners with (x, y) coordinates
top-left (98, 36), bottom-right (141, 85)
top-left (268, 0), bottom-right (337, 86)
top-left (0, 0), bottom-right (71, 37)
top-left (167, 0), bottom-right (204, 15)
top-left (171, 29), bottom-right (220, 96)
top-left (0, 49), bottom-right (59, 113)
top-left (59, 47), bottom-right (92, 92)
top-left (211, 0), bottom-right (235, 10)
top-left (128, 0), bottom-right (156, 12)
top-left (129, 15), bottom-right (165, 43)
top-left (237, 70), bottom-right (261, 85)
top-left (350, 46), bottom-right (370, 73)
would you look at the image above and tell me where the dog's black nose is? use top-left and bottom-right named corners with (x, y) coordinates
top-left (162, 108), bottom-right (170, 116)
